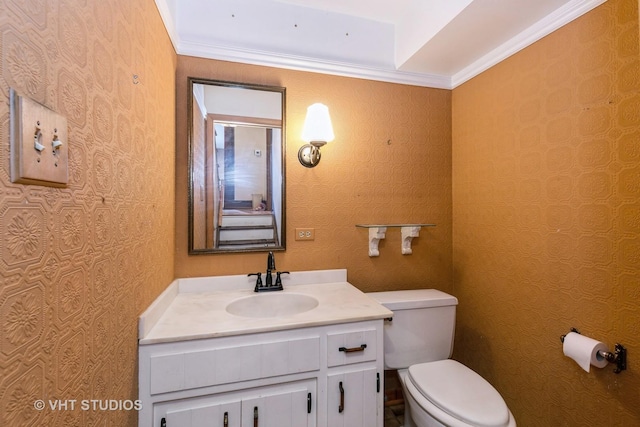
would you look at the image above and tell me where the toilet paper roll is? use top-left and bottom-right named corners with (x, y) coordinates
top-left (562, 332), bottom-right (609, 372)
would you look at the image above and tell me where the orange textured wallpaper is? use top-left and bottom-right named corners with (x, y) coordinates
top-left (0, 0), bottom-right (176, 425)
top-left (175, 56), bottom-right (454, 293)
top-left (452, 0), bottom-right (639, 425)
top-left (5, 0), bottom-right (635, 425)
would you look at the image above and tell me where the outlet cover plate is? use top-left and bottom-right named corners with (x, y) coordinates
top-left (295, 228), bottom-right (315, 241)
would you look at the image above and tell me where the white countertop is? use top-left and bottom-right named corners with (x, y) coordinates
top-left (139, 270), bottom-right (393, 345)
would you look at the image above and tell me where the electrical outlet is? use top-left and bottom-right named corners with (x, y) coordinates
top-left (295, 228), bottom-right (315, 241)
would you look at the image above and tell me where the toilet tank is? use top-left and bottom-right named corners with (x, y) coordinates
top-left (367, 289), bottom-right (458, 370)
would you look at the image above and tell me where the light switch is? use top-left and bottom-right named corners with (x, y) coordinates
top-left (10, 89), bottom-right (68, 187)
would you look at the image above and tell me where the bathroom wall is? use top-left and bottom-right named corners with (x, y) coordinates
top-left (0, 0), bottom-right (176, 425)
top-left (175, 56), bottom-right (454, 293)
top-left (452, 0), bottom-right (640, 424)
top-left (5, 1), bottom-right (633, 426)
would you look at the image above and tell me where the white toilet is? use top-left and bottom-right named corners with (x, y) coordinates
top-left (368, 289), bottom-right (516, 427)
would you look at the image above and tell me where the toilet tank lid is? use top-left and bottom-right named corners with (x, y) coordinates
top-left (367, 289), bottom-right (458, 310)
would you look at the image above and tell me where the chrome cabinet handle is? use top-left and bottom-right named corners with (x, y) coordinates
top-left (338, 344), bottom-right (367, 353)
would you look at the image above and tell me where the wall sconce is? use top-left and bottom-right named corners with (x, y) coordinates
top-left (298, 103), bottom-right (334, 168)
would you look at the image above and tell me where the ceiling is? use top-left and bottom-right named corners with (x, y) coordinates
top-left (155, 0), bottom-right (606, 89)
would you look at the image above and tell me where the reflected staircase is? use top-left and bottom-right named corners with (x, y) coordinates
top-left (217, 211), bottom-right (278, 249)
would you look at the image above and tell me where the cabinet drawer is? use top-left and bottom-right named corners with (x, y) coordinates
top-left (150, 336), bottom-right (320, 394)
top-left (327, 329), bottom-right (376, 367)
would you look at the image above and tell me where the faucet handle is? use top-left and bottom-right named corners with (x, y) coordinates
top-left (275, 271), bottom-right (289, 287)
top-left (248, 272), bottom-right (263, 292)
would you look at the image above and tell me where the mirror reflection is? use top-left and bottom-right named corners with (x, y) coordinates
top-left (189, 78), bottom-right (286, 253)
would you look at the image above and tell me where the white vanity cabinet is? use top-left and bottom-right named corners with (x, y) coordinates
top-left (325, 326), bottom-right (380, 427)
top-left (139, 320), bottom-right (384, 427)
top-left (327, 368), bottom-right (378, 427)
top-left (156, 380), bottom-right (314, 427)
top-left (160, 396), bottom-right (241, 426)
top-left (240, 384), bottom-right (313, 427)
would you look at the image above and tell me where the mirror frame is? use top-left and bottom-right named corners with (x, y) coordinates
top-left (187, 77), bottom-right (286, 254)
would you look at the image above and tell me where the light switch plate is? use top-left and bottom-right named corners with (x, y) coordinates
top-left (10, 89), bottom-right (68, 187)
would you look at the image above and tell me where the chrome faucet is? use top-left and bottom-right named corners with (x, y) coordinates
top-left (249, 251), bottom-right (289, 292)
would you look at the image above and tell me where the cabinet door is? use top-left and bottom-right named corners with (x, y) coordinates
top-left (164, 400), bottom-right (241, 427)
top-left (241, 388), bottom-right (312, 427)
top-left (327, 368), bottom-right (379, 427)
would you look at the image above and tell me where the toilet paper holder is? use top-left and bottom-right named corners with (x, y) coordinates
top-left (561, 328), bottom-right (627, 374)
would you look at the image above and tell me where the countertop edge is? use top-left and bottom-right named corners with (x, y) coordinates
top-left (139, 312), bottom-right (391, 345)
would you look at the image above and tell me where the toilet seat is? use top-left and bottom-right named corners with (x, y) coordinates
top-left (407, 360), bottom-right (512, 427)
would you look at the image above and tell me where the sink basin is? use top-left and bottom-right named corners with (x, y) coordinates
top-left (226, 293), bottom-right (319, 318)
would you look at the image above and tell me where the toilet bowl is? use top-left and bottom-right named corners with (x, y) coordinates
top-left (399, 362), bottom-right (515, 427)
top-left (368, 290), bottom-right (515, 427)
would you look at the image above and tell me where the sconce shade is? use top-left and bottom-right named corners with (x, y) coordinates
top-left (298, 103), bottom-right (335, 168)
top-left (301, 103), bottom-right (334, 144)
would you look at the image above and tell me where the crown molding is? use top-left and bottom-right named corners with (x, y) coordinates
top-left (177, 40), bottom-right (453, 89)
top-left (452, 0), bottom-right (607, 87)
top-left (153, 0), bottom-right (179, 51)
